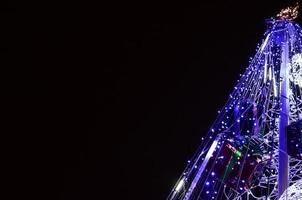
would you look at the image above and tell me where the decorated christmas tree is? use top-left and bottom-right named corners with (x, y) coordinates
top-left (168, 3), bottom-right (302, 200)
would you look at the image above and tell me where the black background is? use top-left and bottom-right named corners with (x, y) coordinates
top-left (3, 0), bottom-right (302, 199)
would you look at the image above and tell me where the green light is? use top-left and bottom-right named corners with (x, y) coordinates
top-left (235, 150), bottom-right (242, 158)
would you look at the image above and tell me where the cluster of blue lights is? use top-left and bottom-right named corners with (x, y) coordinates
top-left (168, 17), bottom-right (302, 200)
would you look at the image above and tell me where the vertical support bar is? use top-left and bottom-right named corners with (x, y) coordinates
top-left (278, 30), bottom-right (289, 198)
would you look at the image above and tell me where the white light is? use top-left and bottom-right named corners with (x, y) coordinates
top-left (289, 53), bottom-right (302, 87)
top-left (264, 57), bottom-right (267, 83)
top-left (269, 67), bottom-right (272, 81)
top-left (261, 33), bottom-right (270, 52)
top-left (273, 74), bottom-right (277, 97)
top-left (279, 179), bottom-right (302, 200)
top-left (175, 179), bottom-right (184, 192)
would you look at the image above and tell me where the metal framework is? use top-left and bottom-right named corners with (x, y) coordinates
top-left (168, 19), bottom-right (302, 200)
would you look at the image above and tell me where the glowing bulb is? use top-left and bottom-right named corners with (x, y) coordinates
top-left (175, 179), bottom-right (184, 192)
top-left (269, 67), bottom-right (272, 81)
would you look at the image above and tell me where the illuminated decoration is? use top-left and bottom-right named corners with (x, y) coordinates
top-left (277, 2), bottom-right (299, 21)
top-left (175, 179), bottom-right (185, 192)
top-left (279, 179), bottom-right (302, 200)
top-left (168, 3), bottom-right (302, 200)
top-left (289, 53), bottom-right (302, 87)
top-left (182, 137), bottom-right (220, 200)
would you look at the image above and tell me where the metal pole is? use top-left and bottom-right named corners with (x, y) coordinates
top-left (278, 28), bottom-right (289, 198)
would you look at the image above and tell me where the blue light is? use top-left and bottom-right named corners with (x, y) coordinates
top-left (168, 17), bottom-right (302, 200)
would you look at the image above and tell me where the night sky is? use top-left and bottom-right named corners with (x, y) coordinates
top-left (73, 0), bottom-right (302, 200)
